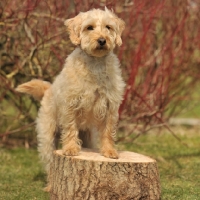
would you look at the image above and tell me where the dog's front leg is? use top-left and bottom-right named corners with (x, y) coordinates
top-left (100, 112), bottom-right (119, 159)
top-left (61, 122), bottom-right (81, 156)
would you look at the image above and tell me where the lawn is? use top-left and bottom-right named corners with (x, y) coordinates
top-left (0, 127), bottom-right (200, 199)
top-left (0, 148), bottom-right (49, 200)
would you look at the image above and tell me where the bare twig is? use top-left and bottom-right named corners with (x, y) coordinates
top-left (0, 122), bottom-right (35, 138)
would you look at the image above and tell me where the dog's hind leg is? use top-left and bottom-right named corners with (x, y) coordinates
top-left (36, 88), bottom-right (57, 173)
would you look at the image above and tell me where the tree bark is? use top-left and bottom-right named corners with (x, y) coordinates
top-left (49, 149), bottom-right (161, 200)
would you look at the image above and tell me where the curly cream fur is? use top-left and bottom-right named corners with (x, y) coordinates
top-left (16, 8), bottom-right (125, 176)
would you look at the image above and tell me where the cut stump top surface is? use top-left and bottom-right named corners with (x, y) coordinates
top-left (55, 148), bottom-right (155, 163)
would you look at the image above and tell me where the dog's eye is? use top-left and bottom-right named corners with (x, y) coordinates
top-left (87, 26), bottom-right (94, 30)
top-left (106, 25), bottom-right (111, 30)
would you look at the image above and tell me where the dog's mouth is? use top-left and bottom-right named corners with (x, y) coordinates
top-left (96, 45), bottom-right (108, 50)
top-left (85, 41), bottom-right (110, 57)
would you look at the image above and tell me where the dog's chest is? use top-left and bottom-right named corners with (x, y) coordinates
top-left (80, 72), bottom-right (109, 107)
top-left (84, 62), bottom-right (112, 98)
top-left (76, 87), bottom-right (108, 125)
top-left (75, 64), bottom-right (113, 121)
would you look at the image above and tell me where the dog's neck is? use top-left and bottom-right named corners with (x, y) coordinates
top-left (68, 47), bottom-right (118, 74)
top-left (76, 47), bottom-right (114, 62)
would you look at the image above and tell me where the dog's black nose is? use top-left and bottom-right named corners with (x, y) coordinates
top-left (98, 38), bottom-right (106, 46)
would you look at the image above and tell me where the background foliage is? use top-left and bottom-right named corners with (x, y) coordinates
top-left (0, 0), bottom-right (200, 146)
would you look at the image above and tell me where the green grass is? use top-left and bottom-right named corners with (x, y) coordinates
top-left (1, 129), bottom-right (200, 200)
top-left (0, 148), bottom-right (49, 200)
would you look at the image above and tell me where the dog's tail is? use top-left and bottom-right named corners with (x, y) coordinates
top-left (16, 79), bottom-right (51, 101)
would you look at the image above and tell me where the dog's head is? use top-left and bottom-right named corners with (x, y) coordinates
top-left (65, 8), bottom-right (125, 57)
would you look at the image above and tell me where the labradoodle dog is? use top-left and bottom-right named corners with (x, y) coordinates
top-left (16, 8), bottom-right (125, 174)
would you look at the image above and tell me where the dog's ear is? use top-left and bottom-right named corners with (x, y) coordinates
top-left (64, 14), bottom-right (82, 45)
top-left (115, 17), bottom-right (125, 46)
top-left (105, 7), bottom-right (125, 46)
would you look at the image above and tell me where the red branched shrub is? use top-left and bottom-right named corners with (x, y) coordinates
top-left (0, 0), bottom-right (200, 145)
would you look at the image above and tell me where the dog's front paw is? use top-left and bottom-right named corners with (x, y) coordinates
top-left (63, 146), bottom-right (80, 156)
top-left (101, 148), bottom-right (119, 159)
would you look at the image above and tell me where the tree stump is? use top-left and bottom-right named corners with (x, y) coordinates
top-left (49, 149), bottom-right (161, 200)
